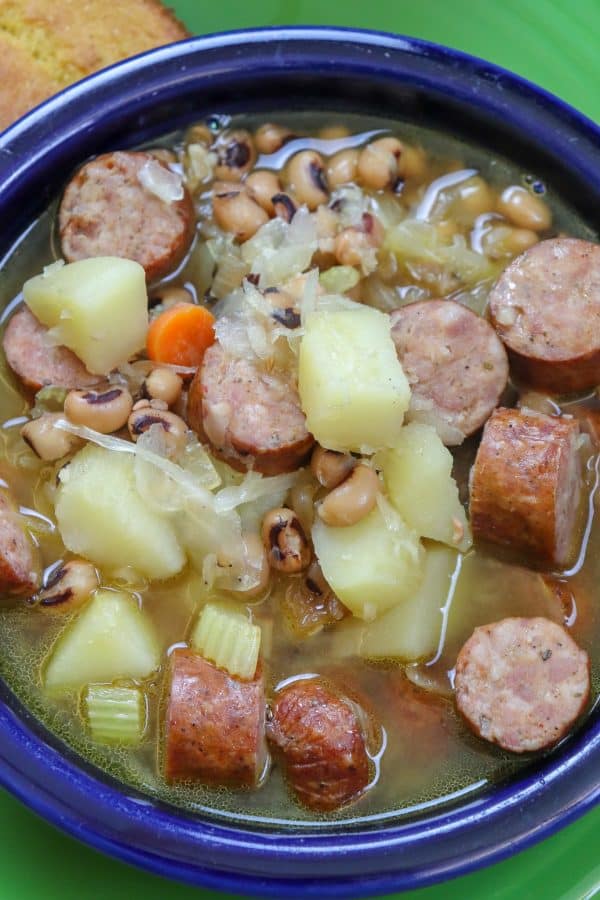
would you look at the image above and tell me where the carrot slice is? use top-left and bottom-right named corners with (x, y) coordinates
top-left (146, 303), bottom-right (216, 367)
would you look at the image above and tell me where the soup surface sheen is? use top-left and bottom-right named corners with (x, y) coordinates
top-left (0, 112), bottom-right (598, 827)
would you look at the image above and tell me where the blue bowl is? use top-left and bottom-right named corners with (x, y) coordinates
top-left (0, 27), bottom-right (599, 899)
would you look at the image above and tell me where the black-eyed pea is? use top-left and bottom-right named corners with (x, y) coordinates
top-left (64, 386), bottom-right (133, 434)
top-left (212, 183), bottom-right (269, 242)
top-left (127, 406), bottom-right (188, 457)
top-left (272, 192), bottom-right (297, 223)
top-left (334, 214), bottom-right (383, 268)
top-left (261, 507), bottom-right (311, 574)
top-left (357, 137), bottom-right (403, 190)
top-left (185, 124), bottom-right (213, 146)
top-left (32, 559), bottom-right (99, 614)
top-left (327, 148), bottom-right (359, 188)
top-left (497, 185), bottom-right (552, 231)
top-left (310, 446), bottom-right (356, 489)
top-left (133, 397), bottom-right (168, 412)
top-left (142, 368), bottom-right (183, 407)
top-left (150, 285), bottom-right (194, 309)
top-left (254, 123), bottom-right (295, 155)
top-left (285, 150), bottom-right (329, 210)
top-left (214, 129), bottom-right (257, 181)
top-left (397, 144), bottom-right (428, 179)
top-left (21, 413), bottom-right (84, 460)
top-left (482, 224), bottom-right (539, 259)
top-left (245, 170), bottom-right (282, 214)
top-left (318, 124), bottom-right (351, 140)
top-left (317, 464), bottom-right (379, 527)
top-left (454, 176), bottom-right (496, 222)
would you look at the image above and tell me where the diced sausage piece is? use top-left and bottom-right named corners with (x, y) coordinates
top-left (455, 616), bottom-right (590, 753)
top-left (3, 307), bottom-right (99, 391)
top-left (187, 341), bottom-right (314, 475)
top-left (470, 408), bottom-right (581, 567)
top-left (489, 238), bottom-right (600, 393)
top-left (59, 151), bottom-right (195, 283)
top-left (0, 490), bottom-right (40, 600)
top-left (267, 678), bottom-right (370, 811)
top-left (165, 649), bottom-right (268, 787)
top-left (390, 300), bottom-right (509, 445)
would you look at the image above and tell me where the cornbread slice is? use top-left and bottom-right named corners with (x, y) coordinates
top-left (0, 0), bottom-right (189, 131)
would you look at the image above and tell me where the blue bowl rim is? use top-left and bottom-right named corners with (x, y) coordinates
top-left (0, 25), bottom-right (599, 898)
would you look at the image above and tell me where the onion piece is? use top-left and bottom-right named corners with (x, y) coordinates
top-left (138, 158), bottom-right (184, 203)
top-left (214, 469), bottom-right (299, 515)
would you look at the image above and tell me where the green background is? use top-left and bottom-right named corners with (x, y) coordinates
top-left (2, 1), bottom-right (600, 898)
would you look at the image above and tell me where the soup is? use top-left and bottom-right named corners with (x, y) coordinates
top-left (0, 113), bottom-right (598, 825)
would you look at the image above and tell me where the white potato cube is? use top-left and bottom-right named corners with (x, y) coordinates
top-left (24, 257), bottom-right (148, 374)
top-left (298, 306), bottom-right (410, 453)
top-left (360, 543), bottom-right (460, 661)
top-left (44, 589), bottom-right (160, 693)
top-left (375, 423), bottom-right (471, 551)
top-left (312, 501), bottom-right (424, 620)
top-left (55, 444), bottom-right (185, 580)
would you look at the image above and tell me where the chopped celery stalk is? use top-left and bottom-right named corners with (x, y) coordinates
top-left (84, 684), bottom-right (146, 745)
top-left (319, 265), bottom-right (360, 294)
top-left (191, 601), bottom-right (261, 680)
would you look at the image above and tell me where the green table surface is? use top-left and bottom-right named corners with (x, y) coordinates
top-left (3, 2), bottom-right (600, 899)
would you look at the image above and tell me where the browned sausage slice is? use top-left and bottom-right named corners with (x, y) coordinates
top-left (59, 151), bottom-right (195, 283)
top-left (390, 299), bottom-right (508, 445)
top-left (455, 616), bottom-right (590, 753)
top-left (469, 407), bottom-right (581, 566)
top-left (489, 238), bottom-right (600, 393)
top-left (164, 649), bottom-right (268, 787)
top-left (187, 341), bottom-right (314, 475)
top-left (0, 490), bottom-right (40, 600)
top-left (3, 307), bottom-right (99, 391)
top-left (267, 678), bottom-right (370, 811)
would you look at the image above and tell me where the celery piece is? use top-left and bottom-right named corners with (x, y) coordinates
top-left (191, 601), bottom-right (261, 680)
top-left (84, 684), bottom-right (146, 745)
top-left (318, 265), bottom-right (360, 295)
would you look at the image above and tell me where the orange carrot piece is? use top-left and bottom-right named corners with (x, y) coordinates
top-left (146, 303), bottom-right (216, 367)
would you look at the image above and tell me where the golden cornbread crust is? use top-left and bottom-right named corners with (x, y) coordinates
top-left (0, 0), bottom-right (190, 131)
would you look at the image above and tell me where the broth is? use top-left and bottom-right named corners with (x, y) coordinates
top-left (0, 113), bottom-right (598, 826)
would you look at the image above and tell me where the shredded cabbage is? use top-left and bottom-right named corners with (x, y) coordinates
top-left (241, 208), bottom-right (317, 287)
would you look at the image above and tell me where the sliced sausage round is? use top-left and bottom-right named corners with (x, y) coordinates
top-left (390, 299), bottom-right (509, 445)
top-left (469, 407), bottom-right (581, 567)
top-left (187, 341), bottom-right (314, 475)
top-left (0, 490), bottom-right (40, 600)
top-left (59, 151), bottom-right (195, 283)
top-left (165, 649), bottom-right (268, 787)
top-left (3, 307), bottom-right (99, 391)
top-left (267, 677), bottom-right (370, 811)
top-left (489, 238), bottom-right (600, 393)
top-left (455, 616), bottom-right (590, 753)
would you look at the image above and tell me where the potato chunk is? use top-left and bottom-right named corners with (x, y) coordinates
top-left (55, 444), bottom-right (185, 580)
top-left (360, 544), bottom-right (459, 661)
top-left (375, 423), bottom-right (471, 551)
top-left (23, 257), bottom-right (148, 374)
top-left (298, 306), bottom-right (410, 452)
top-left (44, 589), bottom-right (160, 693)
top-left (312, 502), bottom-right (424, 620)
